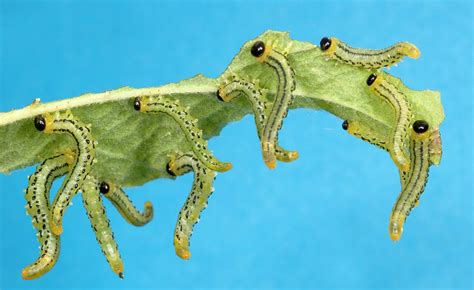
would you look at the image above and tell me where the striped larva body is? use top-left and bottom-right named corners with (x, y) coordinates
top-left (342, 120), bottom-right (408, 186)
top-left (367, 74), bottom-right (413, 172)
top-left (218, 79), bottom-right (298, 162)
top-left (167, 153), bottom-right (216, 260)
top-left (250, 41), bottom-right (296, 169)
top-left (81, 177), bottom-right (124, 278)
top-left (389, 120), bottom-right (431, 241)
top-left (134, 96), bottom-right (232, 173)
top-left (99, 182), bottom-right (153, 226)
top-left (320, 37), bottom-right (420, 69)
top-left (22, 153), bottom-right (74, 280)
top-left (34, 112), bottom-right (96, 235)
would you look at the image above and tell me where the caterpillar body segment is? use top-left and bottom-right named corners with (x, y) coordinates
top-left (22, 153), bottom-right (74, 280)
top-left (320, 37), bottom-right (420, 69)
top-left (81, 177), bottom-right (124, 278)
top-left (99, 182), bottom-right (153, 226)
top-left (389, 121), bottom-right (431, 241)
top-left (167, 153), bottom-right (217, 260)
top-left (134, 96), bottom-right (232, 173)
top-left (34, 112), bottom-right (96, 236)
top-left (250, 41), bottom-right (296, 169)
top-left (218, 79), bottom-right (299, 162)
top-left (367, 74), bottom-right (413, 172)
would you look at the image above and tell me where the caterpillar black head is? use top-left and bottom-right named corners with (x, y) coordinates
top-left (133, 97), bottom-right (141, 111)
top-left (99, 181), bottom-right (110, 194)
top-left (166, 162), bottom-right (176, 177)
top-left (250, 41), bottom-right (265, 58)
top-left (320, 37), bottom-right (332, 51)
top-left (34, 115), bottom-right (46, 131)
top-left (366, 74), bottom-right (377, 86)
top-left (413, 120), bottom-right (429, 134)
top-left (342, 120), bottom-right (349, 130)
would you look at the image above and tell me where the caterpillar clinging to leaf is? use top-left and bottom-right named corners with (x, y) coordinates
top-left (250, 40), bottom-right (297, 169)
top-left (166, 152), bottom-right (217, 260)
top-left (320, 37), bottom-right (420, 69)
top-left (217, 78), bottom-right (298, 162)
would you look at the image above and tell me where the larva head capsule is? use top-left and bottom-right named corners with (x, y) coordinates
top-left (99, 182), bottom-right (110, 194)
top-left (320, 37), bottom-right (332, 51)
top-left (413, 120), bottom-right (429, 134)
top-left (342, 120), bottom-right (349, 130)
top-left (216, 89), bottom-right (224, 102)
top-left (34, 115), bottom-right (46, 131)
top-left (133, 98), bottom-right (141, 111)
top-left (250, 41), bottom-right (265, 58)
top-left (366, 74), bottom-right (377, 86)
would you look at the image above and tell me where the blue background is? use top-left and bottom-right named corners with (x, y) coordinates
top-left (0, 1), bottom-right (472, 289)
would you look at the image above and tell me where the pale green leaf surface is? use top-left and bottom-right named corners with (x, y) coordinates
top-left (0, 31), bottom-right (444, 187)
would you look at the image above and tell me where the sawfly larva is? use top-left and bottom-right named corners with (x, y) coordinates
top-left (250, 40), bottom-right (296, 169)
top-left (367, 74), bottom-right (413, 172)
top-left (167, 152), bottom-right (216, 260)
top-left (99, 181), bottom-right (153, 226)
top-left (22, 153), bottom-right (74, 280)
top-left (134, 96), bottom-right (232, 173)
top-left (320, 37), bottom-right (420, 69)
top-left (34, 112), bottom-right (96, 236)
top-left (217, 79), bottom-right (298, 162)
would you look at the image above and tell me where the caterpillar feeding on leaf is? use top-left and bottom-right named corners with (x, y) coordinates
top-left (250, 40), bottom-right (296, 169)
top-left (366, 73), bottom-right (413, 172)
top-left (389, 120), bottom-right (432, 241)
top-left (133, 96), bottom-right (232, 173)
top-left (99, 181), bottom-right (154, 226)
top-left (34, 112), bottom-right (96, 236)
top-left (22, 153), bottom-right (74, 280)
top-left (320, 37), bottom-right (420, 69)
top-left (166, 152), bottom-right (217, 260)
top-left (82, 176), bottom-right (124, 278)
top-left (217, 78), bottom-right (298, 162)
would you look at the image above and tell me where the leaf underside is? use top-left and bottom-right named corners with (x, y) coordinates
top-left (0, 31), bottom-right (444, 187)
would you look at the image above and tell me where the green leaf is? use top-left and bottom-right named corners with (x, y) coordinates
top-left (0, 31), bottom-right (444, 187)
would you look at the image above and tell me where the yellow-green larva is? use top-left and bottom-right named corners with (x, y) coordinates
top-left (99, 181), bottom-right (153, 226)
top-left (22, 153), bottom-right (74, 280)
top-left (134, 96), bottom-right (232, 173)
top-left (34, 112), bottom-right (96, 236)
top-left (81, 176), bottom-right (124, 278)
top-left (367, 74), bottom-right (413, 172)
top-left (320, 37), bottom-right (420, 69)
top-left (217, 78), bottom-right (298, 162)
top-left (250, 41), bottom-right (296, 169)
top-left (167, 152), bottom-right (216, 260)
top-left (389, 120), bottom-right (431, 241)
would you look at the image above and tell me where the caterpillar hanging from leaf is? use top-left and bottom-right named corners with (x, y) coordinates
top-left (217, 77), bottom-right (298, 162)
top-left (320, 37), bottom-right (420, 69)
top-left (166, 152), bottom-right (217, 260)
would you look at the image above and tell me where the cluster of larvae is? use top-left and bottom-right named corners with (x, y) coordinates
top-left (217, 37), bottom-right (441, 243)
top-left (23, 96), bottom-right (231, 279)
top-left (21, 35), bottom-right (442, 280)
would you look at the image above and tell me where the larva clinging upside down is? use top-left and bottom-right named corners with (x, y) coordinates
top-left (320, 37), bottom-right (420, 69)
top-left (250, 40), bottom-right (296, 169)
top-left (389, 120), bottom-right (431, 241)
top-left (367, 73), bottom-right (413, 172)
top-left (34, 112), bottom-right (96, 236)
top-left (22, 153), bottom-right (74, 280)
top-left (167, 152), bottom-right (217, 260)
top-left (134, 96), bottom-right (232, 173)
top-left (217, 78), bottom-right (299, 162)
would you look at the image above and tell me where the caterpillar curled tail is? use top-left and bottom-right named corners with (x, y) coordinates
top-left (367, 74), bottom-right (413, 172)
top-left (250, 40), bottom-right (296, 169)
top-left (320, 37), bottom-right (420, 69)
top-left (99, 181), bottom-right (153, 226)
top-left (167, 152), bottom-right (217, 260)
top-left (82, 176), bottom-right (124, 278)
top-left (22, 153), bottom-right (74, 280)
top-left (389, 120), bottom-right (431, 241)
top-left (217, 78), bottom-right (298, 162)
top-left (34, 112), bottom-right (96, 236)
top-left (134, 96), bottom-right (232, 173)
